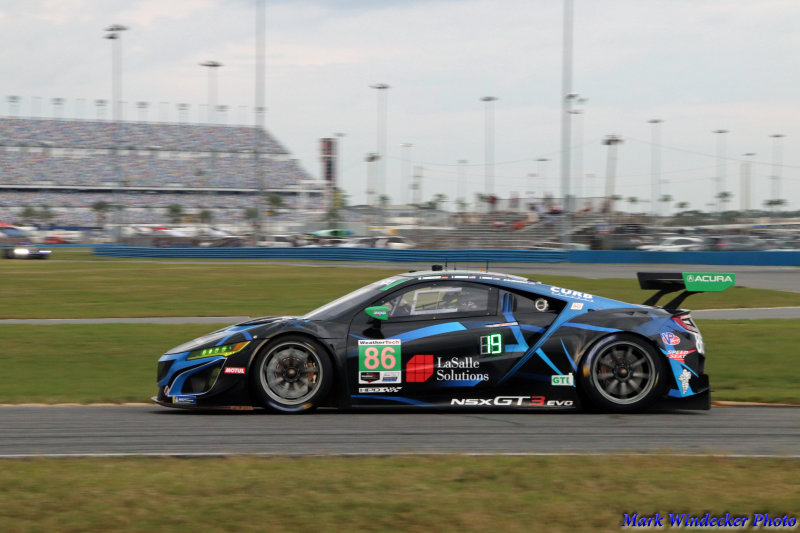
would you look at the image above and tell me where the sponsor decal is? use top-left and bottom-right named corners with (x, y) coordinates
top-left (480, 333), bottom-right (503, 355)
top-left (224, 366), bottom-right (246, 375)
top-left (360, 371), bottom-right (381, 383)
top-left (682, 272), bottom-right (736, 292)
top-left (549, 286), bottom-right (594, 301)
top-left (358, 386), bottom-right (402, 394)
top-left (661, 332), bottom-right (680, 346)
top-left (435, 356), bottom-right (489, 382)
top-left (487, 321), bottom-right (518, 328)
top-left (359, 339), bottom-right (402, 384)
top-left (406, 354), bottom-right (435, 383)
top-left (678, 368), bottom-right (692, 394)
top-left (172, 395), bottom-right (196, 405)
top-left (406, 355), bottom-right (489, 382)
top-left (450, 396), bottom-right (573, 407)
top-left (570, 302), bottom-right (584, 311)
top-left (551, 373), bottom-right (574, 386)
top-left (663, 349), bottom-right (696, 363)
top-left (693, 332), bottom-right (705, 354)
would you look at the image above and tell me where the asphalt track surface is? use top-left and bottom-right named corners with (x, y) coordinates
top-left (1, 404), bottom-right (798, 458)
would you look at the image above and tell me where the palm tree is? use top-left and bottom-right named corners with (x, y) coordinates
top-left (199, 209), bottom-right (213, 225)
top-left (676, 201), bottom-right (690, 211)
top-left (244, 207), bottom-right (259, 231)
top-left (91, 200), bottom-right (111, 227)
top-left (166, 204), bottom-right (183, 225)
top-left (20, 206), bottom-right (37, 223)
top-left (267, 193), bottom-right (284, 214)
top-left (38, 205), bottom-right (54, 226)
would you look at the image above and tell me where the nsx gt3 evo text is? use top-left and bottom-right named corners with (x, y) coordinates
top-left (154, 268), bottom-right (734, 413)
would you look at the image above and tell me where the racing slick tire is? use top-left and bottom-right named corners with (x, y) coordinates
top-left (578, 333), bottom-right (665, 413)
top-left (251, 335), bottom-right (333, 413)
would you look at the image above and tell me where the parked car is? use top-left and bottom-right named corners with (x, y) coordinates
top-left (638, 236), bottom-right (707, 252)
top-left (705, 235), bottom-right (768, 251)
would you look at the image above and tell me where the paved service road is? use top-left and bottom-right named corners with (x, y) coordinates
top-left (1, 405), bottom-right (798, 457)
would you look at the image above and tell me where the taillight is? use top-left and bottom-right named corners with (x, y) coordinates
top-left (672, 313), bottom-right (698, 333)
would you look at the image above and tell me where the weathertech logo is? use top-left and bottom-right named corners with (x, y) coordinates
top-left (406, 354), bottom-right (434, 382)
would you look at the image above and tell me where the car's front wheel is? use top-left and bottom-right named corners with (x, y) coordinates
top-left (579, 334), bottom-right (665, 413)
top-left (252, 336), bottom-right (333, 413)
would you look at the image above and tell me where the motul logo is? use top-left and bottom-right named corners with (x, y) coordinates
top-left (224, 367), bottom-right (246, 375)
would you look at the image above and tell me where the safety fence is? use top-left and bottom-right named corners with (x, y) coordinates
top-left (91, 245), bottom-right (800, 266)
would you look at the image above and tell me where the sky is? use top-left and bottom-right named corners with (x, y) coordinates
top-left (1, 0), bottom-right (798, 212)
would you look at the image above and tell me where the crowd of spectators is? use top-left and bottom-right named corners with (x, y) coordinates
top-left (0, 117), bottom-right (324, 226)
top-left (0, 151), bottom-right (309, 189)
top-left (0, 117), bottom-right (288, 154)
top-left (0, 190), bottom-right (324, 226)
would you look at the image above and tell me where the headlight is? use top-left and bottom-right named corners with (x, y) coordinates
top-left (186, 341), bottom-right (250, 361)
top-left (13, 248), bottom-right (30, 256)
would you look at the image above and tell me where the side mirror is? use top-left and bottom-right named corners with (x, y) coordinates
top-left (364, 306), bottom-right (389, 321)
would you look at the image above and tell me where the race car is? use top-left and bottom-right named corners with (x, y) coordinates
top-left (153, 268), bottom-right (734, 413)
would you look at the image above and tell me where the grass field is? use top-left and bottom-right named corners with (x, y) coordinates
top-left (1, 249), bottom-right (797, 318)
top-left (1, 320), bottom-right (797, 404)
top-left (1, 456), bottom-right (798, 533)
top-left (3, 251), bottom-right (797, 530)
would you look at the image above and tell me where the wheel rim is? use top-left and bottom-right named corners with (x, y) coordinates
top-left (259, 342), bottom-right (323, 406)
top-left (591, 341), bottom-right (655, 405)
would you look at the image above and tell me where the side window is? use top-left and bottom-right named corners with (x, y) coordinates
top-left (500, 290), bottom-right (564, 316)
top-left (380, 283), bottom-right (495, 319)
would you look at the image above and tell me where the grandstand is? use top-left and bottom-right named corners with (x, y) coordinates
top-left (0, 117), bottom-right (324, 227)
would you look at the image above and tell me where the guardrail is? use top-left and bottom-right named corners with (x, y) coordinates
top-left (91, 245), bottom-right (800, 266)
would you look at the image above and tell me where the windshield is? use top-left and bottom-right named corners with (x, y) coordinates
top-left (303, 275), bottom-right (407, 320)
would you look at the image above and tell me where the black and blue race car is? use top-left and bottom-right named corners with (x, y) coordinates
top-left (153, 268), bottom-right (734, 413)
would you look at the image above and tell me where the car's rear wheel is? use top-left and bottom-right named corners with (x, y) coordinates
top-left (579, 334), bottom-right (665, 413)
top-left (252, 336), bottom-right (332, 413)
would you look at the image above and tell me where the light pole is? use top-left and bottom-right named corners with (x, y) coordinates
top-left (458, 160), bottom-right (469, 210)
top-left (648, 119), bottom-right (663, 220)
top-left (371, 83), bottom-right (390, 203)
top-left (740, 152), bottom-right (756, 213)
top-left (602, 135), bottom-right (623, 216)
top-left (254, 0), bottom-right (266, 245)
top-left (712, 129), bottom-right (729, 213)
top-left (481, 96), bottom-right (498, 201)
top-left (401, 143), bottom-right (413, 205)
top-left (769, 134), bottom-right (785, 212)
top-left (536, 158), bottom-right (550, 199)
top-left (8, 95), bottom-right (20, 116)
top-left (570, 97), bottom-right (587, 209)
top-left (560, 0), bottom-right (575, 249)
top-left (104, 23), bottom-right (129, 240)
top-left (200, 60), bottom-right (223, 123)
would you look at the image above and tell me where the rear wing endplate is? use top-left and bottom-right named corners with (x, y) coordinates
top-left (637, 272), bottom-right (735, 309)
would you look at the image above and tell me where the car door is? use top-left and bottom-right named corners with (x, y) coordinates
top-left (346, 280), bottom-right (550, 406)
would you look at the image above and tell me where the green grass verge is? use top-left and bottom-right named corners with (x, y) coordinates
top-left (1, 456), bottom-right (798, 533)
top-left (2, 321), bottom-right (798, 404)
top-left (1, 257), bottom-right (797, 318)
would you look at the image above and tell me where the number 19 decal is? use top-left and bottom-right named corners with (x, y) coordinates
top-left (480, 333), bottom-right (503, 355)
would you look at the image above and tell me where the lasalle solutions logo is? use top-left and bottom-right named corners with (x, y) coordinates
top-left (682, 272), bottom-right (735, 292)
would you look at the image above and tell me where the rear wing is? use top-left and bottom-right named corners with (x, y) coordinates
top-left (637, 272), bottom-right (735, 309)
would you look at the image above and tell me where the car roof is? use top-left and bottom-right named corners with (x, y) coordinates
top-left (395, 269), bottom-right (532, 283)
